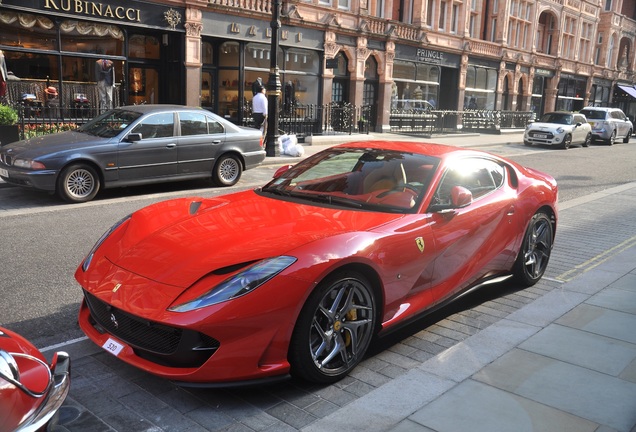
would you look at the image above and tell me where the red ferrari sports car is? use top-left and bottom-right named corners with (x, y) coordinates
top-left (76, 141), bottom-right (557, 385)
top-left (0, 326), bottom-right (71, 431)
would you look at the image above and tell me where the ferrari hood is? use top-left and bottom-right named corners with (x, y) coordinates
top-left (107, 191), bottom-right (403, 287)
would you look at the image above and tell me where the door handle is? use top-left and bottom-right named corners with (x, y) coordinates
top-left (166, 143), bottom-right (177, 149)
top-left (212, 140), bottom-right (221, 144)
top-left (506, 205), bottom-right (515, 216)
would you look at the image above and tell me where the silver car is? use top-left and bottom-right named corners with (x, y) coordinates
top-left (0, 105), bottom-right (266, 202)
top-left (523, 112), bottom-right (592, 149)
top-left (579, 107), bottom-right (633, 145)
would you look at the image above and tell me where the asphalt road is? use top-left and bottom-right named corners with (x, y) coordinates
top-left (0, 138), bottom-right (634, 350)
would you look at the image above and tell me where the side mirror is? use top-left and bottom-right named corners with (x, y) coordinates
top-left (429, 185), bottom-right (473, 213)
top-left (451, 185), bottom-right (472, 208)
top-left (273, 164), bottom-right (293, 179)
top-left (126, 133), bottom-right (142, 142)
top-left (575, 122), bottom-right (582, 127)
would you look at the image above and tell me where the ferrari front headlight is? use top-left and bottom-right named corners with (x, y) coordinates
top-left (169, 256), bottom-right (297, 312)
top-left (0, 350), bottom-right (20, 381)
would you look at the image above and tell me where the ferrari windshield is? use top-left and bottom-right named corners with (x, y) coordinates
top-left (78, 109), bottom-right (143, 138)
top-left (261, 148), bottom-right (440, 213)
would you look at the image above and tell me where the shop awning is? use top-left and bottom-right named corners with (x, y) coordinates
top-left (618, 85), bottom-right (636, 99)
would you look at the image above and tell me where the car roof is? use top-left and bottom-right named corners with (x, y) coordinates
top-left (116, 104), bottom-right (205, 114)
top-left (581, 107), bottom-right (618, 111)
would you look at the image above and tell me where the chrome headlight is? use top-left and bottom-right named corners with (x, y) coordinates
top-left (169, 256), bottom-right (297, 312)
top-left (0, 350), bottom-right (20, 381)
top-left (13, 158), bottom-right (46, 170)
top-left (556, 127), bottom-right (564, 134)
top-left (82, 214), bottom-right (131, 272)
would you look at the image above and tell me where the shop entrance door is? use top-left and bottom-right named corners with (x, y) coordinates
top-left (128, 66), bottom-right (160, 105)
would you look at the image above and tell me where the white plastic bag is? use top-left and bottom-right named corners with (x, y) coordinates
top-left (278, 134), bottom-right (304, 157)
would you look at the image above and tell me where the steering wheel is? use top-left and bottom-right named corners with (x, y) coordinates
top-left (376, 183), bottom-right (419, 199)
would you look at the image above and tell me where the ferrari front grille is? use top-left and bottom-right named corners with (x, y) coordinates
top-left (83, 290), bottom-right (220, 367)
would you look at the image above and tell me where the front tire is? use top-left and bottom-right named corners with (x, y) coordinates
top-left (561, 134), bottom-right (572, 149)
top-left (56, 164), bottom-right (100, 203)
top-left (213, 154), bottom-right (242, 186)
top-left (623, 129), bottom-right (632, 143)
top-left (289, 271), bottom-right (377, 384)
top-left (512, 212), bottom-right (553, 287)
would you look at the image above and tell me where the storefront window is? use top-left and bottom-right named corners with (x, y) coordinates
top-left (60, 21), bottom-right (124, 55)
top-left (590, 84), bottom-right (610, 107)
top-left (392, 60), bottom-right (440, 110)
top-left (0, 12), bottom-right (57, 50)
top-left (129, 67), bottom-right (159, 105)
top-left (129, 34), bottom-right (160, 59)
top-left (219, 42), bottom-right (240, 67)
top-left (201, 71), bottom-right (214, 107)
top-left (202, 42), bottom-right (213, 64)
top-left (464, 65), bottom-right (497, 110)
top-left (556, 76), bottom-right (585, 111)
top-left (218, 70), bottom-right (240, 122)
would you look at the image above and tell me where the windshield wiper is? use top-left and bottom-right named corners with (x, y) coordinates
top-left (261, 186), bottom-right (293, 197)
top-left (305, 193), bottom-right (364, 208)
top-left (261, 187), bottom-right (363, 208)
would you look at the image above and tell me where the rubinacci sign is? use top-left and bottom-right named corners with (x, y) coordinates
top-left (43, 0), bottom-right (141, 22)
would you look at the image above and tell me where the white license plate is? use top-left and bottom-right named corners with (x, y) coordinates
top-left (0, 168), bottom-right (8, 178)
top-left (102, 337), bottom-right (125, 356)
top-left (534, 133), bottom-right (547, 139)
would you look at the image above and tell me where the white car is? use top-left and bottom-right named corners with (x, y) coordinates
top-left (524, 112), bottom-right (592, 149)
top-left (579, 107), bottom-right (633, 145)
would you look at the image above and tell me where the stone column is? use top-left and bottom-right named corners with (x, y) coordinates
top-left (184, 8), bottom-right (203, 107)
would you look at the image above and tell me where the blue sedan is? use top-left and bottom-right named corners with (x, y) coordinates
top-left (0, 105), bottom-right (265, 202)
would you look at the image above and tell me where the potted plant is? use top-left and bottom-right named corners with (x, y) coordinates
top-left (0, 104), bottom-right (20, 146)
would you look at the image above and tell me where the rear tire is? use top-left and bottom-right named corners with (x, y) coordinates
top-left (582, 133), bottom-right (591, 147)
top-left (56, 164), bottom-right (100, 203)
top-left (512, 212), bottom-right (553, 287)
top-left (608, 130), bottom-right (616, 145)
top-left (289, 271), bottom-right (377, 384)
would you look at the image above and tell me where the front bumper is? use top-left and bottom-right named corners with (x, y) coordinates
top-left (0, 165), bottom-right (57, 191)
top-left (523, 131), bottom-right (565, 146)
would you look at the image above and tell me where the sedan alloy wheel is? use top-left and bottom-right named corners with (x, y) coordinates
top-left (57, 164), bottom-right (100, 203)
top-left (213, 154), bottom-right (242, 186)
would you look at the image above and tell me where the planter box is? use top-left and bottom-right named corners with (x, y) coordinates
top-left (0, 124), bottom-right (20, 146)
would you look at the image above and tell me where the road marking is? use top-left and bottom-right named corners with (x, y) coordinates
top-left (556, 235), bottom-right (636, 282)
top-left (41, 335), bottom-right (88, 353)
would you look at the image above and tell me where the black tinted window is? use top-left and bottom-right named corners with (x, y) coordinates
top-left (131, 113), bottom-right (174, 139)
top-left (179, 112), bottom-right (208, 136)
top-left (580, 110), bottom-right (606, 120)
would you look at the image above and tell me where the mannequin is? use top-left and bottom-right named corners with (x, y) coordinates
top-left (0, 50), bottom-right (8, 99)
top-left (96, 59), bottom-right (115, 112)
top-left (284, 80), bottom-right (295, 114)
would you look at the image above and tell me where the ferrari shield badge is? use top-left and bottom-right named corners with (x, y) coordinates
top-left (415, 237), bottom-right (425, 253)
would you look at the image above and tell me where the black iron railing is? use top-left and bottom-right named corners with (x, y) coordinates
top-left (7, 101), bottom-right (533, 143)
